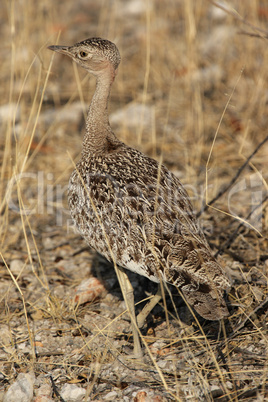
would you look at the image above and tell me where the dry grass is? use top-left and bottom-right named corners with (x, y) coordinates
top-left (0, 0), bottom-right (268, 400)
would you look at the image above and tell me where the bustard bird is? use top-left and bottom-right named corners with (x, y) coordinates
top-left (48, 38), bottom-right (230, 358)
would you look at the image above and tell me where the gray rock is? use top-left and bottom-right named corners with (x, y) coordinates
top-left (60, 383), bottom-right (86, 402)
top-left (3, 372), bottom-right (35, 402)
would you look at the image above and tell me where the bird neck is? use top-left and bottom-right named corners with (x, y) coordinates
top-left (82, 68), bottom-right (115, 156)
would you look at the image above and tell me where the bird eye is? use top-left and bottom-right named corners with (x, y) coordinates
top-left (79, 51), bottom-right (88, 58)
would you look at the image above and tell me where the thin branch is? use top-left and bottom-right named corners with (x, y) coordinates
top-left (209, 0), bottom-right (268, 39)
top-left (238, 30), bottom-right (268, 39)
top-left (50, 376), bottom-right (66, 402)
top-left (215, 193), bottom-right (268, 256)
top-left (197, 135), bottom-right (268, 218)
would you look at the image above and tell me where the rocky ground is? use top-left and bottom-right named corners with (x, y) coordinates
top-left (0, 1), bottom-right (268, 401)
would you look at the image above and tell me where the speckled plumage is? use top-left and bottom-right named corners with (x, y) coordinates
top-left (49, 38), bottom-right (230, 323)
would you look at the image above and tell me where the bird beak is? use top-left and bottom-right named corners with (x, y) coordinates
top-left (47, 45), bottom-right (71, 56)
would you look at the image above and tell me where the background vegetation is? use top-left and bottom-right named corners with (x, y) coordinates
top-left (0, 0), bottom-right (267, 400)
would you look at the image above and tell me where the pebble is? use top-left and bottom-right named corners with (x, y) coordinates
top-left (156, 359), bottom-right (167, 369)
top-left (133, 388), bottom-right (167, 401)
top-left (210, 384), bottom-right (223, 398)
top-left (134, 390), bottom-right (148, 402)
top-left (17, 342), bottom-right (32, 354)
top-left (74, 277), bottom-right (106, 305)
top-left (60, 383), bottom-right (86, 402)
top-left (35, 383), bottom-right (52, 398)
top-left (226, 381), bottom-right (233, 390)
top-left (103, 390), bottom-right (119, 400)
top-left (10, 259), bottom-right (25, 275)
top-left (3, 372), bottom-right (35, 402)
top-left (33, 383), bottom-right (53, 402)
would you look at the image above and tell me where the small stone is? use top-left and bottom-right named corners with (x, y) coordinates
top-left (10, 259), bottom-right (25, 275)
top-left (3, 372), bottom-right (35, 402)
top-left (103, 390), bottom-right (119, 400)
top-left (60, 383), bottom-right (86, 402)
top-left (156, 359), bottom-right (167, 369)
top-left (42, 237), bottom-right (55, 250)
top-left (210, 384), bottom-right (222, 398)
top-left (226, 381), bottom-right (233, 390)
top-left (133, 389), bottom-right (166, 402)
top-left (31, 310), bottom-right (44, 321)
top-left (74, 277), bottom-right (106, 305)
top-left (35, 383), bottom-right (52, 397)
top-left (134, 391), bottom-right (148, 402)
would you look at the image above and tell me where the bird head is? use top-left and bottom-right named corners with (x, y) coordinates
top-left (48, 37), bottom-right (121, 77)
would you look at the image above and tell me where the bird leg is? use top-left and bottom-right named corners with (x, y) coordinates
top-left (116, 266), bottom-right (143, 358)
top-left (136, 284), bottom-right (162, 328)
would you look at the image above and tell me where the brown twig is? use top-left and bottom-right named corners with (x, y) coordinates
top-left (215, 193), bottom-right (268, 256)
top-left (238, 30), bottom-right (268, 39)
top-left (209, 0), bottom-right (268, 39)
top-left (197, 135), bottom-right (268, 218)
